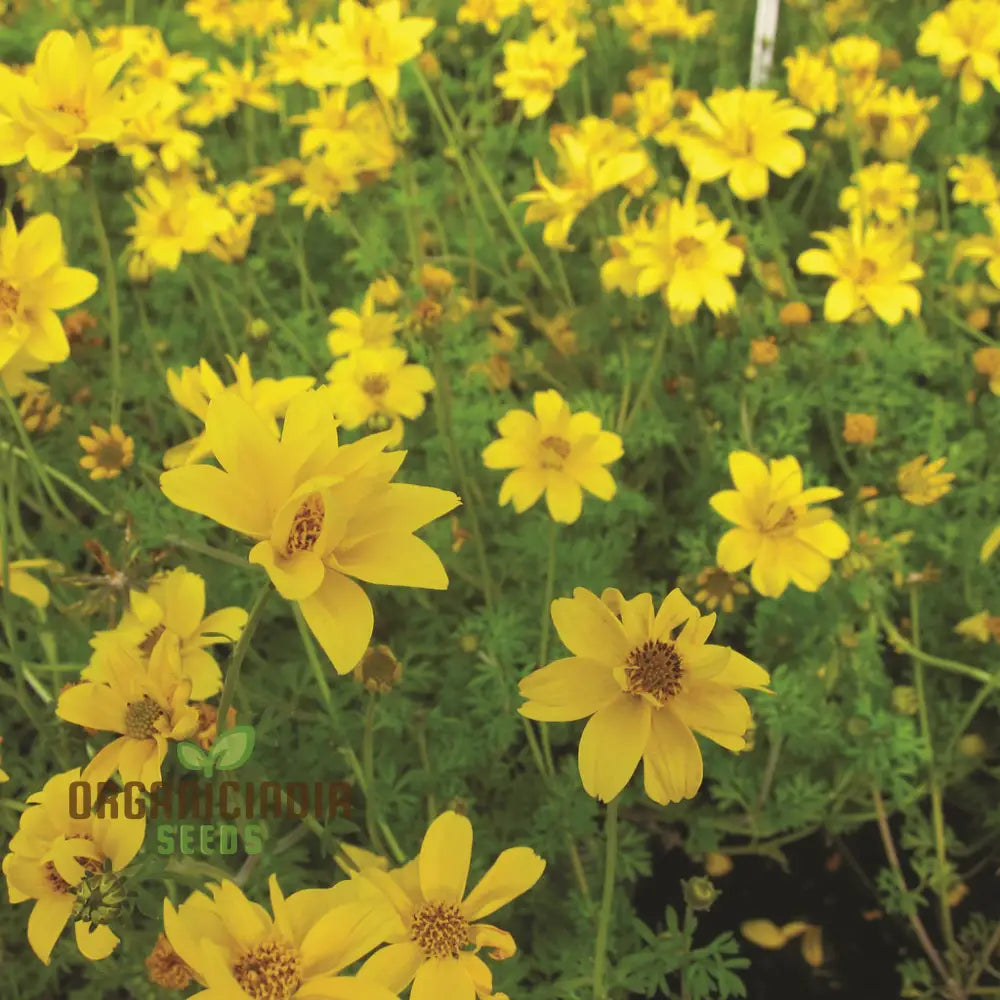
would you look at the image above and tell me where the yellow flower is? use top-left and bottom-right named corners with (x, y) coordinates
top-left (783, 46), bottom-right (838, 114)
top-left (328, 291), bottom-right (401, 355)
top-left (710, 451), bottom-right (850, 597)
top-left (896, 454), bottom-right (955, 506)
top-left (359, 811), bottom-right (545, 995)
top-left (164, 875), bottom-right (398, 1000)
top-left (482, 389), bottom-right (622, 523)
top-left (0, 540), bottom-right (59, 608)
top-left (1, 769), bottom-right (146, 964)
top-left (84, 566), bottom-right (248, 699)
top-left (78, 423), bottom-right (135, 480)
top-left (0, 31), bottom-right (129, 172)
top-left (164, 353), bottom-right (314, 468)
top-left (145, 934), bottom-right (194, 991)
top-left (797, 222), bottom-right (923, 325)
top-left (0, 212), bottom-right (97, 372)
top-left (610, 0), bottom-right (715, 46)
top-left (973, 345), bottom-right (1000, 394)
top-left (160, 389), bottom-right (460, 673)
top-left (843, 412), bottom-right (877, 444)
top-left (957, 203), bottom-right (1000, 289)
top-left (949, 155), bottom-right (1000, 205)
top-left (232, 0), bottom-right (293, 38)
top-left (57, 641), bottom-right (199, 788)
top-left (264, 22), bottom-right (334, 88)
top-left (517, 116), bottom-right (655, 249)
top-left (326, 346), bottom-right (436, 445)
top-left (693, 566), bottom-right (749, 613)
top-left (289, 150), bottom-right (364, 218)
top-left (828, 35), bottom-right (882, 105)
top-left (519, 587), bottom-right (770, 803)
top-left (632, 74), bottom-right (682, 146)
top-left (677, 88), bottom-right (814, 200)
top-left (602, 196), bottom-right (745, 318)
top-left (201, 58), bottom-right (279, 113)
top-left (917, 0), bottom-right (1000, 104)
top-left (457, 0), bottom-right (523, 33)
top-left (494, 24), bottom-right (585, 118)
top-left (315, 0), bottom-right (435, 99)
top-left (954, 610), bottom-right (1000, 642)
top-left (838, 162), bottom-right (919, 224)
top-left (854, 85), bottom-right (937, 159)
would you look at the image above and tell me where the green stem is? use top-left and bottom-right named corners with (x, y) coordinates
top-left (538, 520), bottom-right (558, 774)
top-left (592, 796), bottom-right (620, 999)
top-left (876, 609), bottom-right (992, 684)
top-left (216, 585), bottom-right (271, 735)
top-left (622, 318), bottom-right (670, 433)
top-left (362, 692), bottom-right (388, 856)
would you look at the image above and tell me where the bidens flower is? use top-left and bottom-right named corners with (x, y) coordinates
top-left (710, 451), bottom-right (850, 597)
top-left (160, 388), bottom-right (460, 673)
top-left (78, 423), bottom-right (134, 480)
top-left (896, 454), bottom-right (955, 506)
top-left (917, 0), bottom-right (1000, 104)
top-left (359, 811), bottom-right (545, 997)
top-left (518, 587), bottom-right (770, 804)
top-left (482, 389), bottom-right (623, 523)
top-left (494, 24), bottom-right (585, 118)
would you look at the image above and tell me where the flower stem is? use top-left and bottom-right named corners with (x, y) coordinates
top-left (592, 796), bottom-right (620, 999)
top-left (216, 585), bottom-right (271, 736)
top-left (362, 692), bottom-right (388, 857)
top-left (84, 167), bottom-right (122, 424)
top-left (876, 609), bottom-right (991, 684)
top-left (622, 316), bottom-right (670, 433)
top-left (538, 519), bottom-right (558, 774)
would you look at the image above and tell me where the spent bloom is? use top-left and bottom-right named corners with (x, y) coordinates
top-left (482, 389), bottom-right (623, 523)
top-left (710, 451), bottom-right (850, 597)
top-left (160, 388), bottom-right (460, 673)
top-left (519, 587), bottom-right (770, 803)
top-left (797, 221), bottom-right (923, 325)
top-left (916, 0), bottom-right (1000, 104)
top-left (0, 212), bottom-right (98, 373)
top-left (78, 424), bottom-right (134, 480)
top-left (677, 88), bottom-right (815, 200)
top-left (896, 455), bottom-right (955, 506)
top-left (2, 769), bottom-right (146, 964)
top-left (359, 811), bottom-right (546, 996)
top-left (494, 24), bottom-right (585, 118)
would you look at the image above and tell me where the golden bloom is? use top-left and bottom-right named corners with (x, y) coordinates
top-left (201, 58), bottom-right (279, 113)
top-left (829, 35), bottom-right (882, 105)
top-left (1, 769), bottom-right (145, 964)
top-left (843, 412), bottom-right (877, 444)
top-left (797, 221), bottom-right (923, 325)
top-left (749, 337), bottom-right (779, 366)
top-left (693, 566), bottom-right (749, 613)
top-left (677, 88), bottom-right (814, 200)
top-left (482, 389), bottom-right (623, 523)
top-left (164, 353), bottom-right (314, 468)
top-left (896, 454), bottom-right (955, 506)
top-left (160, 389), bottom-right (460, 673)
top-left (973, 345), bottom-right (1000, 394)
top-left (610, 0), bottom-right (715, 46)
top-left (315, 0), bottom-right (435, 98)
top-left (917, 0), bottom-right (1000, 104)
top-left (57, 641), bottom-right (199, 787)
top-left (949, 155), bottom-right (1000, 205)
top-left (457, 0), bottom-right (522, 33)
top-left (854, 85), bottom-right (937, 159)
top-left (838, 162), bottom-right (919, 224)
top-left (779, 301), bottom-right (812, 325)
top-left (359, 811), bottom-right (545, 995)
top-left (710, 451), bottom-right (850, 597)
top-left (328, 291), bottom-right (401, 356)
top-left (78, 424), bottom-right (134, 480)
top-left (494, 24), bottom-right (585, 118)
top-left (0, 212), bottom-right (97, 372)
top-left (783, 46), bottom-right (838, 114)
top-left (0, 540), bottom-right (59, 608)
top-left (519, 587), bottom-right (769, 803)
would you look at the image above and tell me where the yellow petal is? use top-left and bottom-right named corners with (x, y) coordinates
top-left (334, 532), bottom-right (449, 589)
top-left (517, 657), bottom-right (621, 721)
top-left (671, 681), bottom-right (751, 748)
top-left (27, 895), bottom-right (74, 965)
top-left (641, 707), bottom-right (703, 805)
top-left (728, 451), bottom-right (769, 496)
top-left (411, 956), bottom-right (475, 1000)
top-left (981, 523), bottom-right (1000, 562)
top-left (160, 465), bottom-right (269, 536)
top-left (551, 588), bottom-right (630, 664)
top-left (461, 847), bottom-right (546, 921)
top-left (358, 942), bottom-right (425, 993)
top-left (544, 474), bottom-right (584, 524)
top-left (801, 925), bottom-right (824, 967)
top-left (740, 918), bottom-right (789, 949)
top-left (419, 811), bottom-right (473, 905)
top-left (578, 695), bottom-right (650, 802)
top-left (75, 920), bottom-right (119, 961)
top-left (249, 541), bottom-right (325, 600)
top-left (298, 571), bottom-right (374, 674)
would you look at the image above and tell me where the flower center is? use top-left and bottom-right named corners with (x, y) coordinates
top-left (766, 505), bottom-right (797, 533)
top-left (361, 373), bottom-right (390, 396)
top-left (95, 440), bottom-right (126, 470)
top-left (623, 639), bottom-right (684, 704)
top-left (539, 435), bottom-right (571, 469)
top-left (856, 257), bottom-right (878, 282)
top-left (232, 940), bottom-right (303, 1000)
top-left (43, 844), bottom-right (103, 895)
top-left (138, 624), bottom-right (166, 656)
top-left (675, 236), bottom-right (702, 256)
top-left (53, 101), bottom-right (87, 122)
top-left (0, 279), bottom-right (20, 317)
top-left (284, 493), bottom-right (324, 555)
top-left (410, 901), bottom-right (471, 959)
top-left (124, 694), bottom-right (165, 739)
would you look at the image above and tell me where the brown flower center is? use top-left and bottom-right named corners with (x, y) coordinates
top-left (284, 493), bottom-right (324, 555)
top-left (624, 639), bottom-right (684, 703)
top-left (232, 940), bottom-right (303, 1000)
top-left (361, 373), bottom-right (390, 396)
top-left (95, 440), bottom-right (127, 471)
top-left (856, 257), bottom-right (878, 283)
top-left (769, 506), bottom-right (797, 532)
top-left (124, 695), bottom-right (165, 739)
top-left (0, 279), bottom-right (20, 317)
top-left (539, 435), bottom-right (571, 469)
top-left (43, 846), bottom-right (103, 895)
top-left (410, 900), bottom-right (471, 959)
top-left (138, 624), bottom-right (166, 656)
top-left (146, 933), bottom-right (194, 990)
top-left (675, 236), bottom-right (703, 256)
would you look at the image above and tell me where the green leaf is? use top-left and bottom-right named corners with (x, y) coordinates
top-left (176, 742), bottom-right (209, 771)
top-left (209, 726), bottom-right (256, 771)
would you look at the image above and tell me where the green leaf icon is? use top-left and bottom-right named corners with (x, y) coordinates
top-left (176, 742), bottom-right (209, 772)
top-left (209, 725), bottom-right (256, 772)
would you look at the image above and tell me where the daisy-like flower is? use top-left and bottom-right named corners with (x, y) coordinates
top-left (610, 0), bottom-right (715, 46)
top-left (164, 353), bottom-right (314, 468)
top-left (84, 566), bottom-right (247, 699)
top-left (957, 203), bottom-right (1000, 289)
top-left (632, 74), bottom-right (682, 146)
top-left (949, 155), bottom-right (1000, 205)
top-left (797, 221), bottom-right (923, 325)
top-left (164, 875), bottom-right (398, 1000)
top-left (328, 290), bottom-right (401, 356)
top-left (0, 540), bottom-right (59, 608)
top-left (693, 566), bottom-right (749, 613)
top-left (201, 58), bottom-right (280, 114)
top-left (916, 0), bottom-right (1000, 104)
top-left (838, 162), bottom-right (919, 224)
top-left (601, 196), bottom-right (745, 318)
top-left (783, 46), bottom-right (838, 115)
top-left (519, 587), bottom-right (770, 803)
top-left (853, 85), bottom-right (937, 160)
top-left (458, 0), bottom-right (524, 33)
top-left (78, 423), bottom-right (135, 480)
top-left (482, 388), bottom-right (622, 523)
top-left (710, 451), bottom-right (850, 598)
top-left (314, 0), bottom-right (435, 99)
top-left (677, 88), bottom-right (815, 200)
top-left (358, 811), bottom-right (546, 998)
top-left (160, 388), bottom-right (460, 673)
top-left (0, 212), bottom-right (98, 372)
top-left (494, 24), bottom-right (585, 118)
top-left (56, 640), bottom-right (199, 788)
top-left (828, 35), bottom-right (883, 105)
top-left (326, 346), bottom-right (435, 446)
top-left (896, 454), bottom-right (955, 506)
top-left (264, 23), bottom-right (335, 89)
top-left (0, 31), bottom-right (130, 172)
top-left (1, 769), bottom-right (145, 964)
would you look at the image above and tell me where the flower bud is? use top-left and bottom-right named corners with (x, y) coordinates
top-left (682, 876), bottom-right (720, 911)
